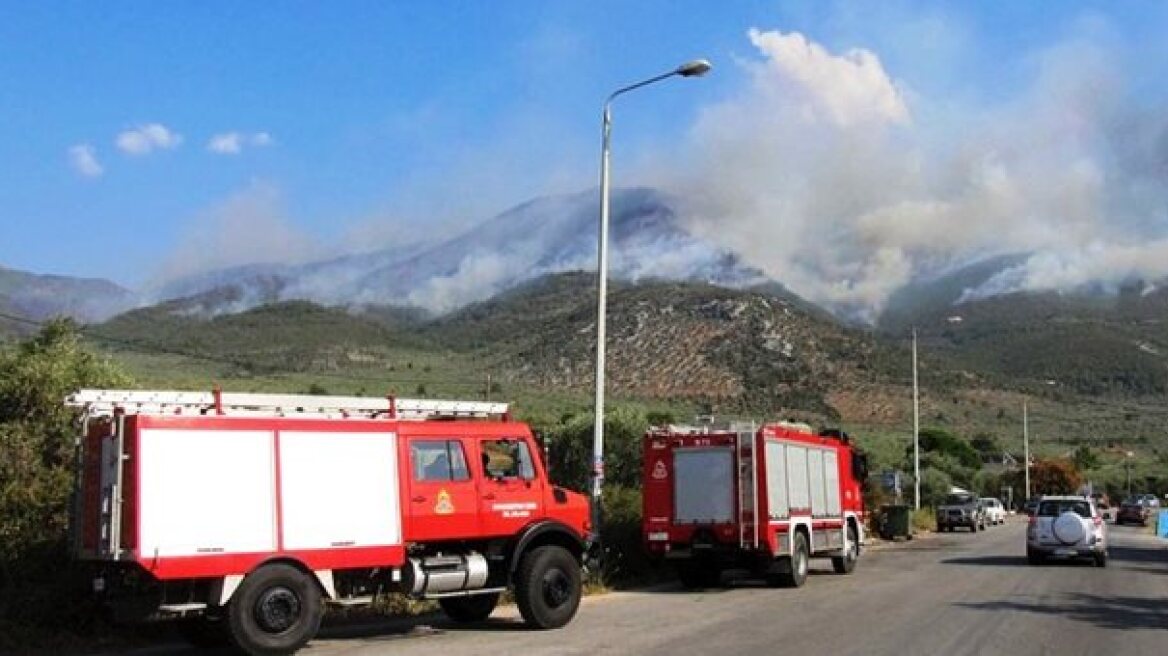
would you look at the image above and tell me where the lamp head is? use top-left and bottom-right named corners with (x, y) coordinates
top-left (676, 59), bottom-right (712, 77)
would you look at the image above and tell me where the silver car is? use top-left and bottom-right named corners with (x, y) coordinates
top-left (1026, 495), bottom-right (1107, 567)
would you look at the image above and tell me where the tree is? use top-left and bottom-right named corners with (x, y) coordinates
top-left (1071, 445), bottom-right (1101, 472)
top-left (0, 320), bottom-right (131, 565)
top-left (1029, 458), bottom-right (1082, 495)
top-left (0, 320), bottom-right (130, 647)
top-left (906, 428), bottom-right (981, 472)
top-left (540, 406), bottom-right (648, 492)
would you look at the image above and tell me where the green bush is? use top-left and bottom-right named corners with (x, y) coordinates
top-left (0, 320), bottom-right (131, 651)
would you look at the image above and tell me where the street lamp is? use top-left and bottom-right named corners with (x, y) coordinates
top-left (591, 59), bottom-right (711, 537)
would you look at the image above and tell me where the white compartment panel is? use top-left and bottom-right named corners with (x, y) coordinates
top-left (138, 429), bottom-right (276, 557)
top-left (279, 431), bottom-right (401, 550)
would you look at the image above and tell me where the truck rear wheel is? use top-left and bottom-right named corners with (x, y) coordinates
top-left (772, 532), bottom-right (809, 588)
top-left (440, 592), bottom-right (501, 622)
top-left (832, 524), bottom-right (859, 574)
top-left (228, 563), bottom-right (322, 656)
top-left (515, 546), bottom-right (581, 630)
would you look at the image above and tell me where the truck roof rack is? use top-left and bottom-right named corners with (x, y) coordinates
top-left (66, 388), bottom-right (510, 421)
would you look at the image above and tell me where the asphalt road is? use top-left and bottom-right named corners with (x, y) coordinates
top-left (122, 518), bottom-right (1168, 656)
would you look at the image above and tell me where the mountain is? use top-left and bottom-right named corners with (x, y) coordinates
top-left (153, 187), bottom-right (767, 316)
top-left (92, 272), bottom-right (889, 417)
top-left (0, 265), bottom-right (135, 328)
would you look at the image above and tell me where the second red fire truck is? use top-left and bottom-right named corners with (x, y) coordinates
top-left (642, 421), bottom-right (868, 588)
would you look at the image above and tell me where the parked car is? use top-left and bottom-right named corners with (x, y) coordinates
top-left (1136, 493), bottom-right (1161, 509)
top-left (937, 493), bottom-right (986, 532)
top-left (1026, 495), bottom-right (1107, 567)
top-left (980, 497), bottom-right (1007, 525)
top-left (1116, 498), bottom-right (1150, 526)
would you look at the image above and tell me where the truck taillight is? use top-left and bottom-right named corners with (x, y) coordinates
top-left (1027, 515), bottom-right (1037, 527)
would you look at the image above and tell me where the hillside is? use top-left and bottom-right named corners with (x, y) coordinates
top-left (85, 272), bottom-right (1168, 463)
top-left (878, 262), bottom-right (1168, 398)
top-left (431, 273), bottom-right (886, 417)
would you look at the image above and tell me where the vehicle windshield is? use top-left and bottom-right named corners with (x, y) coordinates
top-left (1037, 500), bottom-right (1091, 517)
top-left (943, 494), bottom-right (974, 505)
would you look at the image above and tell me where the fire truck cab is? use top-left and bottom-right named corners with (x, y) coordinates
top-left (67, 389), bottom-right (591, 655)
top-left (642, 422), bottom-right (868, 589)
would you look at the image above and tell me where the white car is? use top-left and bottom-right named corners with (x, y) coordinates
top-left (1026, 495), bottom-right (1107, 567)
top-left (980, 497), bottom-right (1006, 525)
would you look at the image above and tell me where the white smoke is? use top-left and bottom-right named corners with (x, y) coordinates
top-left (663, 27), bottom-right (1168, 321)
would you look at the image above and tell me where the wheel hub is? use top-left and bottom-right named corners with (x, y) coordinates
top-left (254, 586), bottom-right (301, 634)
top-left (542, 569), bottom-right (571, 608)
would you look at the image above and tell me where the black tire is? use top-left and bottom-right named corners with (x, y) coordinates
top-left (227, 564), bottom-right (322, 656)
top-left (176, 614), bottom-right (231, 649)
top-left (514, 546), bottom-right (582, 630)
top-left (775, 532), bottom-right (809, 588)
top-left (440, 592), bottom-right (501, 622)
top-left (1094, 552), bottom-right (1108, 568)
top-left (832, 524), bottom-right (859, 574)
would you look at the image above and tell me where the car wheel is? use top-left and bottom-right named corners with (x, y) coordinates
top-left (832, 524), bottom-right (859, 574)
top-left (1094, 552), bottom-right (1108, 568)
top-left (515, 545), bottom-right (582, 629)
top-left (227, 564), bottom-right (323, 656)
top-left (1027, 548), bottom-right (1044, 566)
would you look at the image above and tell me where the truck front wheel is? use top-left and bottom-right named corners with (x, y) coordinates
top-left (228, 563), bottom-right (322, 656)
top-left (832, 524), bottom-right (859, 574)
top-left (514, 545), bottom-right (581, 629)
top-left (440, 592), bottom-right (501, 622)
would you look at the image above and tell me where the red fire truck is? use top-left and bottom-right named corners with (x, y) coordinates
top-left (642, 421), bottom-right (868, 588)
top-left (67, 388), bottom-right (591, 655)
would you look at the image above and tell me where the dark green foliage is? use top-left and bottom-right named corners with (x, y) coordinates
top-left (1071, 445), bottom-right (1101, 472)
top-left (906, 428), bottom-right (982, 472)
top-left (541, 407), bottom-right (648, 493)
top-left (0, 320), bottom-right (131, 650)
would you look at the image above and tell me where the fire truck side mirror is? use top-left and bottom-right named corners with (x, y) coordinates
top-left (852, 452), bottom-right (870, 481)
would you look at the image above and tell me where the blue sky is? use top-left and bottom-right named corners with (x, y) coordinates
top-left (2, 1), bottom-right (1166, 305)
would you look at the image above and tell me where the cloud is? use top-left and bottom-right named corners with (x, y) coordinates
top-left (68, 143), bottom-right (103, 178)
top-left (207, 131), bottom-right (275, 155)
top-left (116, 123), bottom-right (183, 155)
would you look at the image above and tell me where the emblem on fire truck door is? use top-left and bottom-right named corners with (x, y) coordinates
top-left (434, 489), bottom-right (455, 515)
top-left (651, 459), bottom-right (668, 480)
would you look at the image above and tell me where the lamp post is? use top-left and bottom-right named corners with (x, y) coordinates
top-left (591, 59), bottom-right (711, 537)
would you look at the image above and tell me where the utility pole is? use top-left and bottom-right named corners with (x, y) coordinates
top-left (912, 327), bottom-right (921, 510)
top-left (1023, 401), bottom-right (1030, 501)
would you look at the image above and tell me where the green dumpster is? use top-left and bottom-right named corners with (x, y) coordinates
top-left (879, 504), bottom-right (913, 540)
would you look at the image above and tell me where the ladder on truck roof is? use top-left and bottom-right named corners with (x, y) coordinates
top-left (65, 388), bottom-right (510, 421)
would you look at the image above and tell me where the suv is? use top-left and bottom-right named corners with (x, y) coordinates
top-left (936, 493), bottom-right (986, 532)
top-left (1026, 495), bottom-right (1107, 567)
top-left (980, 497), bottom-right (1006, 525)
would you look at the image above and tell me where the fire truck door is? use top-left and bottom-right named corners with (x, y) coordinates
top-left (477, 438), bottom-right (544, 537)
top-left (406, 438), bottom-right (480, 541)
